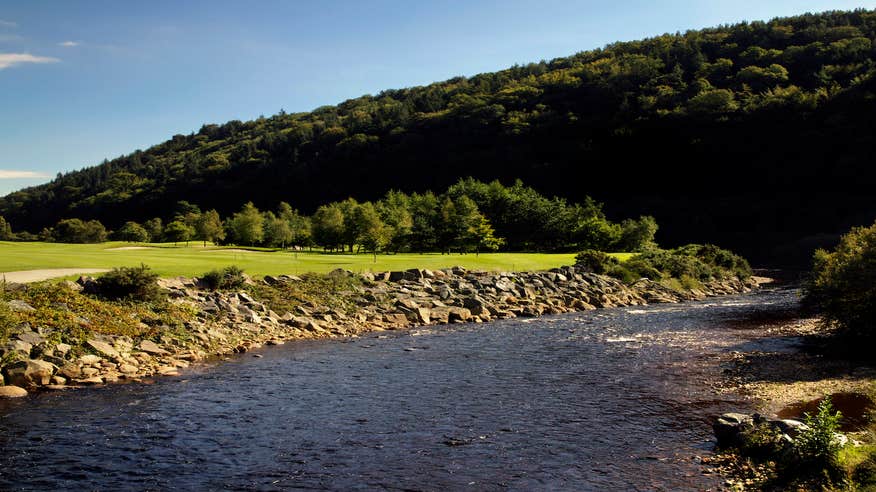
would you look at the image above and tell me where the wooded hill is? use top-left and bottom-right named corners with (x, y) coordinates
top-left (3, 9), bottom-right (876, 264)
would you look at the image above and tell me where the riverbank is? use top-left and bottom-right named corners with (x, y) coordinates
top-left (707, 294), bottom-right (876, 490)
top-left (0, 265), bottom-right (760, 397)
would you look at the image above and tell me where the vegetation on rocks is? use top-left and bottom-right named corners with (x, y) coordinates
top-left (576, 243), bottom-right (751, 290)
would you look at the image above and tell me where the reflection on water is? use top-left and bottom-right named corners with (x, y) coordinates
top-left (0, 288), bottom-right (798, 490)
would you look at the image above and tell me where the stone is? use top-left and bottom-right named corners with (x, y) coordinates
top-left (16, 331), bottom-right (45, 345)
top-left (78, 354), bottom-right (101, 365)
top-left (416, 307), bottom-right (431, 325)
top-left (0, 385), bottom-right (28, 398)
top-left (87, 339), bottom-right (120, 358)
top-left (447, 307), bottom-right (472, 323)
top-left (3, 359), bottom-right (57, 387)
top-left (54, 343), bottom-right (72, 355)
top-left (118, 363), bottom-right (138, 374)
top-left (138, 339), bottom-right (169, 355)
top-left (58, 363), bottom-right (82, 380)
top-left (74, 376), bottom-right (104, 385)
top-left (4, 340), bottom-right (32, 355)
top-left (714, 413), bottom-right (754, 447)
top-left (80, 367), bottom-right (100, 377)
top-left (6, 300), bottom-right (35, 312)
top-left (59, 280), bottom-right (84, 292)
top-left (51, 375), bottom-right (67, 385)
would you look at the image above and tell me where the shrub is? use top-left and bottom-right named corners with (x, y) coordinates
top-left (574, 249), bottom-right (618, 274)
top-left (0, 300), bottom-right (14, 344)
top-left (94, 264), bottom-right (164, 302)
top-left (804, 221), bottom-right (876, 337)
top-left (795, 397), bottom-right (844, 466)
top-left (200, 265), bottom-right (246, 290)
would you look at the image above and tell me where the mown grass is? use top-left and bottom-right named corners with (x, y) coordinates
top-left (0, 241), bottom-right (612, 280)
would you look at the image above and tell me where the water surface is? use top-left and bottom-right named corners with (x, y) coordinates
top-left (0, 288), bottom-right (799, 490)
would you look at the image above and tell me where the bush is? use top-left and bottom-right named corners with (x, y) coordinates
top-left (795, 397), bottom-right (844, 466)
top-left (200, 265), bottom-right (246, 290)
top-left (94, 264), bottom-right (164, 302)
top-left (574, 249), bottom-right (618, 274)
top-left (804, 221), bottom-right (876, 337)
top-left (0, 300), bottom-right (14, 345)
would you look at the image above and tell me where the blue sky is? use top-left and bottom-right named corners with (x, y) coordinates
top-left (1, 0), bottom-right (874, 195)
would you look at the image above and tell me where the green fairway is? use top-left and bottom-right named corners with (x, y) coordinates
top-left (0, 241), bottom-right (594, 279)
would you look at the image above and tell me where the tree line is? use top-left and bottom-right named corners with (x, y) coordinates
top-left (0, 179), bottom-right (658, 254)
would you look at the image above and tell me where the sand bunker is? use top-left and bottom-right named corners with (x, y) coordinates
top-left (104, 246), bottom-right (156, 251)
top-left (1, 268), bottom-right (111, 283)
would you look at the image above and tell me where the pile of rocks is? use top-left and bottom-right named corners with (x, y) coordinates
top-left (0, 265), bottom-right (760, 397)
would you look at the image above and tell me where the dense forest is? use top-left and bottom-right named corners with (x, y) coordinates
top-left (3, 9), bottom-right (876, 264)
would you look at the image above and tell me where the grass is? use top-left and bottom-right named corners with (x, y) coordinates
top-left (0, 241), bottom-right (615, 279)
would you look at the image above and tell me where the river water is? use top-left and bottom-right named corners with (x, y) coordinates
top-left (0, 287), bottom-right (800, 491)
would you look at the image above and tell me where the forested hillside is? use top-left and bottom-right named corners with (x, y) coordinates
top-left (3, 9), bottom-right (876, 264)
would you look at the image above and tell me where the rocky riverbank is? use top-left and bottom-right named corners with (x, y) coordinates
top-left (0, 265), bottom-right (760, 397)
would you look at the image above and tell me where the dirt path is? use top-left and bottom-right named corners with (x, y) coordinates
top-left (1, 268), bottom-right (110, 283)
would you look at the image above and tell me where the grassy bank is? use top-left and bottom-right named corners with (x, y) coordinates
top-left (0, 241), bottom-right (593, 279)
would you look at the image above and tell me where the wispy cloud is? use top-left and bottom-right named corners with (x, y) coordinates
top-left (0, 53), bottom-right (59, 70)
top-left (0, 20), bottom-right (16, 29)
top-left (0, 170), bottom-right (50, 179)
top-left (58, 40), bottom-right (79, 47)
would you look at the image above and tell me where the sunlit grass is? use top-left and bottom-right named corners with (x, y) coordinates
top-left (0, 241), bottom-right (626, 280)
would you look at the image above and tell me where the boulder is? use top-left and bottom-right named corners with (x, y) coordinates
top-left (16, 331), bottom-right (45, 345)
top-left (87, 339), bottom-right (120, 358)
top-left (58, 363), bottom-right (82, 380)
top-left (4, 340), bottom-right (32, 356)
top-left (713, 413), bottom-right (754, 447)
top-left (3, 359), bottom-right (57, 387)
top-left (58, 280), bottom-right (83, 292)
top-left (447, 307), bottom-right (472, 323)
top-left (0, 385), bottom-right (28, 398)
top-left (6, 300), bottom-right (35, 312)
top-left (78, 354), bottom-right (102, 365)
top-left (138, 339), bottom-right (169, 355)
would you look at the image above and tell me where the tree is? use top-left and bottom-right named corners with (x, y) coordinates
top-left (277, 203), bottom-right (311, 249)
top-left (52, 218), bottom-right (107, 243)
top-left (195, 209), bottom-right (225, 247)
top-left (115, 221), bottom-right (149, 243)
top-left (377, 191), bottom-right (413, 252)
top-left (164, 220), bottom-right (194, 245)
top-left (0, 215), bottom-right (12, 240)
top-left (409, 191), bottom-right (439, 252)
top-left (227, 202), bottom-right (264, 246)
top-left (352, 202), bottom-right (389, 257)
top-left (311, 204), bottom-right (345, 251)
top-left (337, 198), bottom-right (360, 252)
top-left (144, 218), bottom-right (163, 242)
top-left (804, 220), bottom-right (876, 338)
top-left (617, 216), bottom-right (659, 252)
top-left (262, 211), bottom-right (292, 248)
top-left (466, 214), bottom-right (504, 255)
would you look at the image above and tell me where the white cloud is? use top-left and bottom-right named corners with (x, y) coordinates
top-left (58, 40), bottom-right (78, 47)
top-left (0, 53), bottom-right (59, 70)
top-left (0, 20), bottom-right (16, 29)
top-left (0, 170), bottom-right (50, 179)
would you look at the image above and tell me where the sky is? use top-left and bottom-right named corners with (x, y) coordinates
top-left (1, 0), bottom-right (875, 195)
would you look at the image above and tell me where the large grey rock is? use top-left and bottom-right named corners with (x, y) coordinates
top-left (87, 339), bottom-right (120, 358)
top-left (137, 340), bottom-right (169, 355)
top-left (6, 300), bottom-right (36, 312)
top-left (16, 331), bottom-right (45, 346)
top-left (3, 359), bottom-right (57, 387)
top-left (4, 340), bottom-right (32, 356)
top-left (714, 413), bottom-right (754, 447)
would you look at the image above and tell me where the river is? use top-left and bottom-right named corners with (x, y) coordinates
top-left (0, 287), bottom-right (800, 491)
